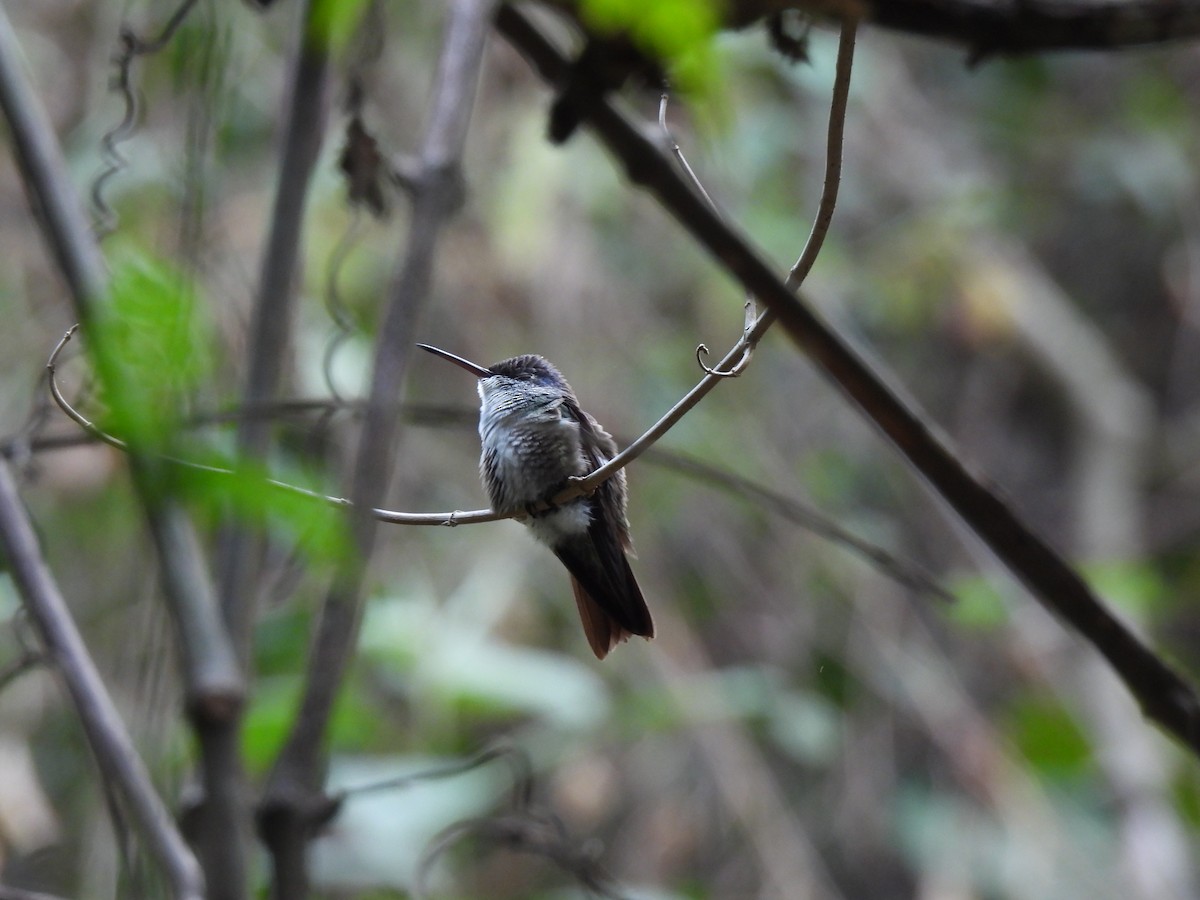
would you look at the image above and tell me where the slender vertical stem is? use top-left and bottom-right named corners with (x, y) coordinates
top-left (0, 4), bottom-right (242, 894)
top-left (0, 462), bottom-right (204, 900)
top-left (256, 2), bottom-right (497, 895)
top-left (219, 0), bottom-right (331, 665)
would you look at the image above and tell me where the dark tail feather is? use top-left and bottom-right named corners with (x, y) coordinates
top-left (568, 572), bottom-right (652, 659)
top-left (554, 535), bottom-right (654, 659)
top-left (570, 577), bottom-right (625, 659)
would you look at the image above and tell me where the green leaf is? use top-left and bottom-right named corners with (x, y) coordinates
top-left (243, 675), bottom-right (384, 773)
top-left (177, 454), bottom-right (353, 566)
top-left (578, 0), bottom-right (723, 97)
top-left (308, 0), bottom-right (373, 53)
top-left (242, 675), bottom-right (302, 773)
top-left (1004, 693), bottom-right (1093, 777)
top-left (360, 594), bottom-right (612, 730)
top-left (1081, 559), bottom-right (1165, 620)
top-left (1172, 765), bottom-right (1200, 830)
top-left (944, 575), bottom-right (1010, 630)
top-left (90, 250), bottom-right (212, 450)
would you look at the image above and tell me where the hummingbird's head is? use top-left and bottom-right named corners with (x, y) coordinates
top-left (417, 344), bottom-right (573, 414)
top-left (485, 355), bottom-right (567, 390)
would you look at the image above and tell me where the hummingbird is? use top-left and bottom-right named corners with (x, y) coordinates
top-left (418, 343), bottom-right (654, 658)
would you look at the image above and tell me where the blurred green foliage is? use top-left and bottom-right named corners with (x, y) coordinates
top-left (1004, 693), bottom-right (1094, 779)
top-left (92, 250), bottom-right (211, 450)
top-left (308, 0), bottom-right (374, 52)
top-left (579, 0), bottom-right (723, 96)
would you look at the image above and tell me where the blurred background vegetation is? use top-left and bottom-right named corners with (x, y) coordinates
top-left (2, 1), bottom-right (1200, 898)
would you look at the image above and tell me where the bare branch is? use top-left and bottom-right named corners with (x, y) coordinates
top-left (256, 2), bottom-right (498, 894)
top-left (45, 333), bottom-right (491, 524)
top-left (337, 744), bottom-right (532, 807)
top-left (218, 0), bottom-right (333, 668)
top-left (789, 19), bottom-right (856, 289)
top-left (493, 3), bottom-right (1200, 754)
top-left (0, 885), bottom-right (72, 900)
top-left (0, 462), bottom-right (203, 900)
top-left (92, 0), bottom-right (203, 236)
top-left (0, 6), bottom-right (241, 896)
top-left (36, 364), bottom-right (950, 600)
top-left (568, 17), bottom-right (859, 496)
top-left (857, 0), bottom-right (1200, 57)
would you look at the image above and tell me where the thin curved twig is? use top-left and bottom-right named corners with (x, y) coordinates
top-left (92, 0), bottom-right (204, 236)
top-left (789, 21), bottom-right (857, 289)
top-left (698, 17), bottom-right (857, 379)
top-left (658, 90), bottom-right (757, 379)
top-left (696, 341), bottom-right (744, 378)
top-left (673, 21), bottom-right (856, 385)
top-left (565, 19), bottom-right (859, 499)
top-left (46, 326), bottom-right (499, 524)
top-left (658, 91), bottom-right (721, 212)
top-left (338, 744), bottom-right (533, 810)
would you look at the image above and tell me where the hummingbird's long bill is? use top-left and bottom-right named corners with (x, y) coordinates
top-left (416, 343), bottom-right (492, 378)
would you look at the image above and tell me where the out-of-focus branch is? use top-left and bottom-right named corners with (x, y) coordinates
top-left (649, 605), bottom-right (844, 900)
top-left (204, 1), bottom-right (332, 890)
top-left (965, 240), bottom-right (1193, 898)
top-left (0, 4), bottom-right (239, 895)
top-left (494, 4), bottom-right (1200, 755)
top-left (0, 884), bottom-right (72, 900)
top-left (856, 0), bottom-right (1200, 57)
top-left (256, 2), bottom-right (497, 896)
top-left (0, 5), bottom-right (105, 307)
top-left (219, 0), bottom-right (331, 666)
top-left (0, 462), bottom-right (203, 900)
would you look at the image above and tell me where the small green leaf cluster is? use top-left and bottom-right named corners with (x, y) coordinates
top-left (579, 0), bottom-right (724, 96)
top-left (88, 250), bottom-right (350, 566)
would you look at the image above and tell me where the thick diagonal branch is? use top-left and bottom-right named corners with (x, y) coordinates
top-left (494, 4), bottom-right (1200, 754)
top-left (859, 0), bottom-right (1200, 56)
